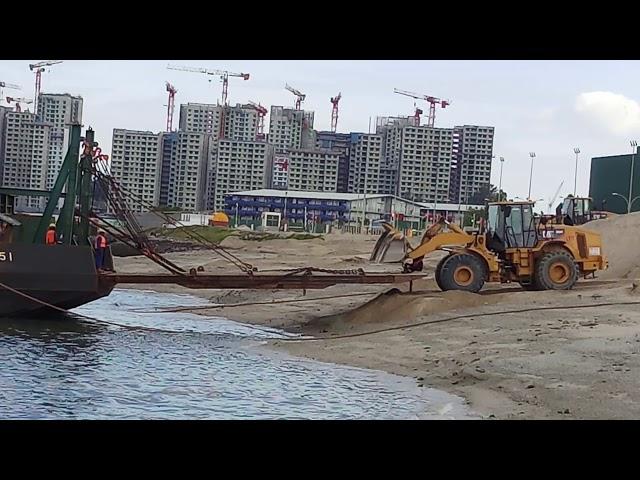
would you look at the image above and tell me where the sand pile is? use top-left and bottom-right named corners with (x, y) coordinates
top-left (586, 211), bottom-right (640, 279)
top-left (311, 288), bottom-right (500, 331)
top-left (220, 236), bottom-right (334, 257)
top-left (219, 235), bottom-right (245, 250)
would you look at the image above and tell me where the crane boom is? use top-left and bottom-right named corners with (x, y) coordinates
top-left (393, 88), bottom-right (422, 100)
top-left (0, 82), bottom-right (21, 89)
top-left (167, 64), bottom-right (249, 79)
top-left (29, 60), bottom-right (63, 70)
top-left (248, 100), bottom-right (268, 115)
top-left (548, 180), bottom-right (565, 210)
top-left (6, 96), bottom-right (33, 113)
top-left (393, 87), bottom-right (450, 127)
top-left (285, 84), bottom-right (305, 110)
top-left (167, 64), bottom-right (249, 107)
top-left (6, 97), bottom-right (33, 104)
top-left (0, 82), bottom-right (21, 103)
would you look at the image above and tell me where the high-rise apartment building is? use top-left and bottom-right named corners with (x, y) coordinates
top-left (110, 129), bottom-right (162, 212)
top-left (158, 131), bottom-right (178, 207)
top-left (179, 103), bottom-right (259, 141)
top-left (0, 106), bottom-right (11, 182)
top-left (268, 107), bottom-right (315, 151)
top-left (1, 111), bottom-right (51, 210)
top-left (179, 103), bottom-right (222, 136)
top-left (287, 149), bottom-right (339, 192)
top-left (37, 93), bottom-right (83, 192)
top-left (166, 132), bottom-right (212, 212)
top-left (449, 125), bottom-right (495, 204)
top-left (396, 126), bottom-right (454, 203)
top-left (211, 139), bottom-right (273, 211)
top-left (271, 153), bottom-right (289, 190)
top-left (348, 133), bottom-right (383, 195)
top-left (316, 131), bottom-right (351, 193)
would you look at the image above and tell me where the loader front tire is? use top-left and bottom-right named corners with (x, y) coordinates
top-left (534, 251), bottom-right (578, 290)
top-left (434, 255), bottom-right (452, 290)
top-left (438, 253), bottom-right (487, 293)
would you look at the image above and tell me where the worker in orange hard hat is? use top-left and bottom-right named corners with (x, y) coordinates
top-left (94, 229), bottom-right (109, 272)
top-left (45, 223), bottom-right (57, 245)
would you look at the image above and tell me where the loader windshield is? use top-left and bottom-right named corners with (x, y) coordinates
top-left (561, 197), bottom-right (594, 225)
top-left (487, 203), bottom-right (537, 249)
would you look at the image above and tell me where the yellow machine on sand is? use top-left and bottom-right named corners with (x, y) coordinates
top-left (371, 200), bottom-right (608, 292)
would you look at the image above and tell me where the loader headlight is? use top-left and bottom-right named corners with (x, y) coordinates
top-left (589, 247), bottom-right (601, 256)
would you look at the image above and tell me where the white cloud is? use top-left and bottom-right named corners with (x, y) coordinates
top-left (575, 91), bottom-right (640, 136)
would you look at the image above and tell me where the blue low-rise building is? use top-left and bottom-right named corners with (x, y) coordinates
top-left (224, 189), bottom-right (358, 228)
top-left (224, 189), bottom-right (485, 231)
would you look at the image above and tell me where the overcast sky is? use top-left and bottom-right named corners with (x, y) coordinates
top-left (1, 60), bottom-right (638, 212)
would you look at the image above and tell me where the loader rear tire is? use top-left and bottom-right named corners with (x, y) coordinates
top-left (438, 253), bottom-right (487, 293)
top-left (534, 251), bottom-right (578, 290)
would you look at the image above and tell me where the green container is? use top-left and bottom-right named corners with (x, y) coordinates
top-left (589, 154), bottom-right (640, 214)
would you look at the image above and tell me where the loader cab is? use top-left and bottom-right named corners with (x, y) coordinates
top-left (560, 196), bottom-right (594, 225)
top-left (486, 201), bottom-right (538, 251)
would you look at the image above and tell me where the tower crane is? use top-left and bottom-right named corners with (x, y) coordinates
top-left (29, 61), bottom-right (63, 115)
top-left (393, 88), bottom-right (450, 127)
top-left (413, 104), bottom-right (423, 127)
top-left (0, 82), bottom-right (21, 103)
top-left (285, 84), bottom-right (305, 110)
top-left (165, 82), bottom-right (177, 132)
top-left (167, 64), bottom-right (250, 105)
top-left (548, 180), bottom-right (565, 212)
top-left (330, 93), bottom-right (341, 132)
top-left (6, 97), bottom-right (34, 113)
top-left (248, 101), bottom-right (268, 140)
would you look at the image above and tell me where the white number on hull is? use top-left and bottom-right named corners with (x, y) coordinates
top-left (0, 252), bottom-right (13, 262)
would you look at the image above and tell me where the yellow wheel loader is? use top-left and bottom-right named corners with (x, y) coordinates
top-left (554, 195), bottom-right (608, 226)
top-left (371, 201), bottom-right (608, 293)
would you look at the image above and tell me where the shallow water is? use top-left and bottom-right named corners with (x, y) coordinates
top-left (0, 289), bottom-right (477, 419)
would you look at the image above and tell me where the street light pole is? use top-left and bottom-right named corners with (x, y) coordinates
top-left (628, 140), bottom-right (637, 214)
top-left (573, 148), bottom-right (580, 196)
top-left (499, 157), bottom-right (504, 199)
top-left (528, 152), bottom-right (536, 200)
top-left (283, 192), bottom-right (288, 230)
top-left (433, 159), bottom-right (438, 224)
top-left (363, 160), bottom-right (369, 233)
top-left (613, 192), bottom-right (630, 213)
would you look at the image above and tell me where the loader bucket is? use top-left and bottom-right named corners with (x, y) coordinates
top-left (370, 222), bottom-right (409, 263)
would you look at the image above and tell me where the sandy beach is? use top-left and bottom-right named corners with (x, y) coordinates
top-left (113, 217), bottom-right (640, 419)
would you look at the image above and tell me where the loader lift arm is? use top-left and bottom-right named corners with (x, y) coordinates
top-left (407, 220), bottom-right (474, 260)
top-left (370, 219), bottom-right (474, 265)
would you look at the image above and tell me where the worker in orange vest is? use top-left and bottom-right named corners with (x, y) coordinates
top-left (45, 224), bottom-right (57, 245)
top-left (94, 229), bottom-right (108, 272)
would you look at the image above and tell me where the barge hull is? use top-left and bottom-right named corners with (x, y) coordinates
top-left (0, 244), bottom-right (114, 317)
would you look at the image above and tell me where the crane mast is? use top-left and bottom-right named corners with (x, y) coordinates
top-left (29, 60), bottom-right (63, 116)
top-left (330, 93), bottom-right (341, 132)
top-left (165, 82), bottom-right (177, 132)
